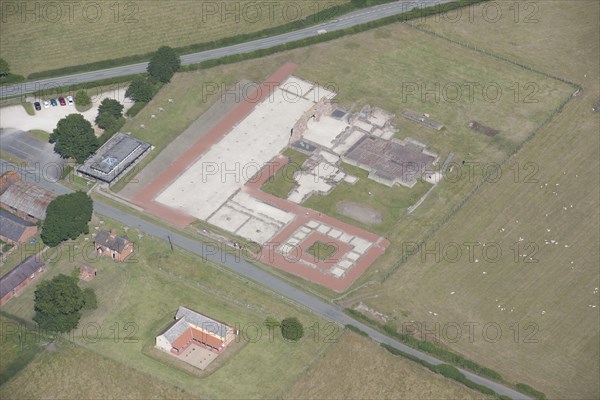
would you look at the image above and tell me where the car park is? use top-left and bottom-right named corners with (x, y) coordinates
top-left (58, 97), bottom-right (66, 106)
top-left (33, 102), bottom-right (41, 111)
top-left (50, 99), bottom-right (58, 107)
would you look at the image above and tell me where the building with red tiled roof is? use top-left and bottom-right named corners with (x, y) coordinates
top-left (156, 306), bottom-right (236, 355)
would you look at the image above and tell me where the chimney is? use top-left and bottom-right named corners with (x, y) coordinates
top-left (110, 229), bottom-right (117, 238)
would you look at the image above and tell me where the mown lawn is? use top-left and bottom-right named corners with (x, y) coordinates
top-left (0, 214), bottom-right (335, 399)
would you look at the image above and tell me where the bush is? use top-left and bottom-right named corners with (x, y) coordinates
top-left (516, 383), bottom-right (547, 400)
top-left (264, 316), bottom-right (280, 328)
top-left (82, 288), bottom-right (98, 310)
top-left (280, 317), bottom-right (304, 341)
top-left (346, 308), bottom-right (503, 382)
top-left (75, 90), bottom-right (91, 108)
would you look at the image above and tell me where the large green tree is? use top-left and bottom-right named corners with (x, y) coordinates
top-left (97, 98), bottom-right (124, 120)
top-left (95, 98), bottom-right (124, 130)
top-left (34, 274), bottom-right (85, 333)
top-left (49, 114), bottom-right (98, 163)
top-left (125, 76), bottom-right (154, 103)
top-left (41, 191), bottom-right (93, 247)
top-left (147, 46), bottom-right (181, 83)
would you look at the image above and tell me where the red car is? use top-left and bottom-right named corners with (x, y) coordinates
top-left (58, 97), bottom-right (66, 106)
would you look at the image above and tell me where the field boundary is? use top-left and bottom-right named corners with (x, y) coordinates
top-left (380, 23), bottom-right (580, 282)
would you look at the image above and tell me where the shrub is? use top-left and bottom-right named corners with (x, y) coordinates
top-left (281, 317), bottom-right (304, 341)
top-left (264, 316), bottom-right (280, 328)
top-left (75, 90), bottom-right (91, 108)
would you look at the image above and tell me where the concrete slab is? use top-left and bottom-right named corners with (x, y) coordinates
top-left (280, 76), bottom-right (314, 98)
top-left (316, 224), bottom-right (331, 234)
top-left (328, 228), bottom-right (343, 239)
top-left (339, 233), bottom-right (354, 243)
top-left (207, 205), bottom-right (251, 233)
top-left (350, 236), bottom-right (372, 254)
top-left (303, 116), bottom-right (349, 150)
top-left (237, 218), bottom-right (280, 244)
top-left (156, 87), bottom-right (315, 220)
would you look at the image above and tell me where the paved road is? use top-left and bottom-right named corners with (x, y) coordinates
top-left (0, 160), bottom-right (530, 400)
top-left (1, 0), bottom-right (453, 99)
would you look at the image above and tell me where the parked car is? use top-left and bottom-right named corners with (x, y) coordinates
top-left (33, 101), bottom-right (41, 111)
top-left (58, 97), bottom-right (66, 106)
top-left (66, 95), bottom-right (74, 105)
top-left (50, 99), bottom-right (58, 107)
top-left (43, 101), bottom-right (50, 109)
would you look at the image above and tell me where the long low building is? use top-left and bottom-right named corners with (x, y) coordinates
top-left (156, 306), bottom-right (236, 355)
top-left (0, 256), bottom-right (45, 305)
top-left (0, 209), bottom-right (37, 244)
top-left (77, 133), bottom-right (152, 186)
top-left (0, 178), bottom-right (56, 222)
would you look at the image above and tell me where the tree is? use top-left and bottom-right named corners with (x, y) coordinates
top-left (49, 114), bottom-right (98, 163)
top-left (41, 191), bottom-right (93, 247)
top-left (0, 58), bottom-right (9, 76)
top-left (95, 112), bottom-right (118, 130)
top-left (34, 274), bottom-right (85, 333)
top-left (147, 46), bottom-right (181, 83)
top-left (280, 317), bottom-right (304, 341)
top-left (126, 77), bottom-right (154, 103)
top-left (82, 288), bottom-right (98, 310)
top-left (97, 98), bottom-right (124, 120)
top-left (75, 90), bottom-right (91, 107)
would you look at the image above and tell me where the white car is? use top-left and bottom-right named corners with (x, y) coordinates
top-left (43, 101), bottom-right (50, 109)
top-left (66, 95), bottom-right (74, 105)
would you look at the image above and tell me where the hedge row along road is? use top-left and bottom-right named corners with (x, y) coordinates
top-left (1, 0), bottom-right (453, 98)
top-left (0, 159), bottom-right (531, 400)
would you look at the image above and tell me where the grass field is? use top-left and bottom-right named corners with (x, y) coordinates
top-left (117, 16), bottom-right (574, 300)
top-left (285, 331), bottom-right (486, 399)
top-left (0, 340), bottom-right (192, 399)
top-left (0, 214), bottom-right (338, 399)
top-left (346, 1), bottom-right (599, 398)
top-left (262, 148), bottom-right (310, 198)
top-left (0, 0), bottom-right (347, 77)
top-left (0, 315), bottom-right (46, 386)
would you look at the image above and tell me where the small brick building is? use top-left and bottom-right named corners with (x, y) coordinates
top-left (0, 209), bottom-right (37, 244)
top-left (0, 256), bottom-right (45, 305)
top-left (79, 264), bottom-right (97, 281)
top-left (94, 229), bottom-right (134, 262)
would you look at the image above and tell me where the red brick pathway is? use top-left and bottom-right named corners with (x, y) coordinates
top-left (130, 63), bottom-right (389, 292)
